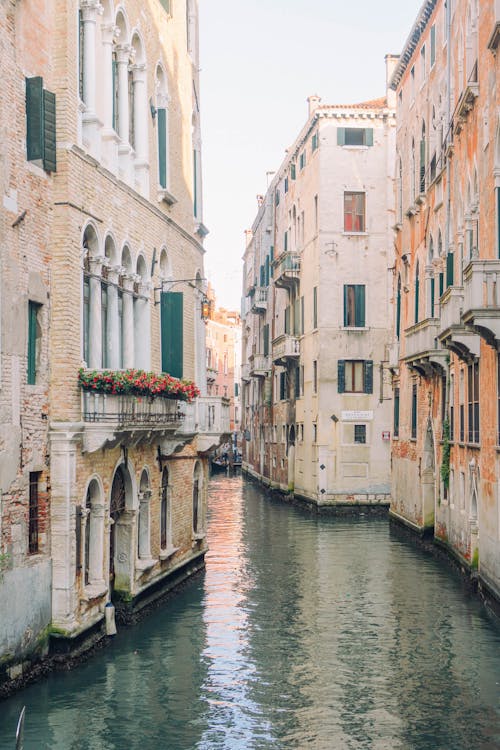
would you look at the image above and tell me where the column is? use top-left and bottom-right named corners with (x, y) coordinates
top-left (88, 256), bottom-right (104, 369)
top-left (131, 63), bottom-right (149, 195)
top-left (425, 264), bottom-right (434, 319)
top-left (89, 502), bottom-right (106, 586)
top-left (138, 491), bottom-right (151, 559)
top-left (122, 274), bottom-right (136, 368)
top-left (101, 23), bottom-right (120, 171)
top-left (80, 0), bottom-right (102, 114)
top-left (116, 44), bottom-right (131, 144)
top-left (134, 281), bottom-right (151, 370)
top-left (106, 265), bottom-right (122, 370)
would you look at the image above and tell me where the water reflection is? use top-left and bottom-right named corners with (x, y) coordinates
top-left (1, 476), bottom-right (500, 749)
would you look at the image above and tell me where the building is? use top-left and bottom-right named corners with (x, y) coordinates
top-left (1, 0), bottom-right (229, 691)
top-left (241, 83), bottom-right (396, 505)
top-left (390, 0), bottom-right (500, 601)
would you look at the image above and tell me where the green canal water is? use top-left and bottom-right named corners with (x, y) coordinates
top-left (1, 475), bottom-right (500, 749)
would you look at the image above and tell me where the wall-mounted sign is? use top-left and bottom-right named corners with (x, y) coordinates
top-left (341, 411), bottom-right (373, 421)
top-left (382, 431), bottom-right (391, 441)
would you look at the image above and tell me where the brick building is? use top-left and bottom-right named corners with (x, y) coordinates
top-left (390, 0), bottom-right (500, 600)
top-left (0, 0), bottom-right (229, 690)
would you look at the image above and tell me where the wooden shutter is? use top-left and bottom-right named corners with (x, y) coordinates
top-left (343, 286), bottom-right (348, 327)
top-left (294, 367), bottom-right (300, 397)
top-left (291, 164), bottom-right (296, 180)
top-left (284, 231), bottom-right (288, 252)
top-left (364, 361), bottom-right (373, 394)
top-left (293, 299), bottom-right (300, 334)
top-left (160, 292), bottom-right (183, 378)
top-left (337, 127), bottom-right (346, 146)
top-left (43, 89), bottom-right (56, 172)
top-left (265, 256), bottom-right (270, 286)
top-left (338, 360), bottom-right (345, 393)
top-left (446, 252), bottom-right (454, 287)
top-left (431, 277), bottom-right (435, 315)
top-left (27, 302), bottom-right (39, 385)
top-left (260, 264), bottom-right (265, 286)
top-left (394, 388), bottom-right (400, 437)
top-left (158, 108), bottom-right (167, 188)
top-left (26, 77), bottom-right (44, 163)
top-left (365, 128), bottom-right (374, 146)
top-left (263, 324), bottom-right (269, 357)
top-left (284, 306), bottom-right (290, 334)
top-left (355, 285), bottom-right (365, 327)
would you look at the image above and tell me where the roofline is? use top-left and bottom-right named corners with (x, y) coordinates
top-left (389, 0), bottom-right (438, 91)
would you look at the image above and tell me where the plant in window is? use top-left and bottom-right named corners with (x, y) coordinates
top-left (78, 368), bottom-right (200, 402)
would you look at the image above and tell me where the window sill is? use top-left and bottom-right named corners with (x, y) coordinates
top-left (342, 231), bottom-right (368, 237)
top-left (136, 557), bottom-right (156, 571)
top-left (158, 188), bottom-right (177, 206)
top-left (341, 326), bottom-right (369, 332)
top-left (159, 546), bottom-right (179, 561)
top-left (466, 443), bottom-right (480, 450)
top-left (192, 532), bottom-right (206, 542)
top-left (342, 145), bottom-right (370, 150)
top-left (81, 583), bottom-right (107, 601)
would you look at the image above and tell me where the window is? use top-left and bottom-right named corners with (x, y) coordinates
top-left (344, 192), bottom-right (365, 232)
top-left (420, 44), bottom-right (426, 80)
top-left (312, 132), bottom-right (319, 151)
top-left (313, 360), bottom-right (318, 393)
top-left (354, 424), bottom-right (366, 444)
top-left (27, 302), bottom-right (41, 385)
top-left (419, 123), bottom-right (426, 195)
top-left (468, 361), bottom-right (480, 443)
top-left (460, 369), bottom-right (465, 442)
top-left (26, 77), bottom-right (56, 173)
top-left (160, 468), bottom-right (169, 549)
top-left (299, 151), bottom-right (306, 170)
top-left (28, 472), bottom-right (41, 554)
top-left (159, 0), bottom-right (172, 13)
top-left (410, 66), bottom-right (415, 99)
top-left (284, 176), bottom-right (289, 193)
top-left (157, 99), bottom-right (168, 189)
top-left (263, 324), bottom-right (270, 357)
top-left (291, 163), bottom-right (296, 180)
top-left (430, 25), bottom-right (436, 67)
top-left (192, 476), bottom-right (201, 535)
top-left (279, 371), bottom-right (287, 400)
top-left (294, 366), bottom-right (300, 398)
top-left (338, 360), bottom-right (373, 394)
top-left (313, 286), bottom-right (318, 328)
top-left (411, 383), bottom-right (417, 439)
top-left (284, 230), bottom-right (288, 252)
top-left (338, 128), bottom-right (374, 147)
top-left (394, 387), bottom-right (400, 438)
top-left (344, 285), bottom-right (365, 327)
top-left (312, 423), bottom-right (317, 443)
top-left (275, 189), bottom-right (280, 206)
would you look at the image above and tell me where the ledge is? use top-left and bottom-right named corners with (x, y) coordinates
top-left (80, 583), bottom-right (108, 602)
top-left (159, 546), bottom-right (179, 561)
top-left (157, 188), bottom-right (177, 206)
top-left (135, 558), bottom-right (157, 572)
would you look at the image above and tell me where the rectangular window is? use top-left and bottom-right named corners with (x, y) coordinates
top-left (313, 360), bottom-right (318, 394)
top-left (338, 360), bottom-right (373, 394)
top-left (279, 371), bottom-right (287, 401)
top-left (468, 361), bottom-right (480, 443)
top-left (344, 192), bottom-right (365, 232)
top-left (294, 366), bottom-right (300, 398)
top-left (411, 383), bottom-right (417, 439)
top-left (26, 77), bottom-right (57, 172)
top-left (291, 163), bottom-right (296, 180)
top-left (284, 176), bottom-right (289, 193)
top-left (27, 302), bottom-right (41, 385)
top-left (275, 189), bottom-right (280, 206)
top-left (394, 387), bottom-right (400, 438)
top-left (430, 24), bottom-right (436, 67)
top-left (354, 424), bottom-right (366, 444)
top-left (284, 230), bottom-right (288, 252)
top-left (157, 108), bottom-right (168, 188)
top-left (29, 472), bottom-right (41, 554)
top-left (299, 151), bottom-right (306, 170)
top-left (420, 44), bottom-right (426, 80)
top-left (340, 128), bottom-right (374, 147)
top-left (263, 324), bottom-right (269, 357)
top-left (344, 285), bottom-right (365, 327)
top-left (313, 286), bottom-right (318, 328)
top-left (312, 132), bottom-right (319, 151)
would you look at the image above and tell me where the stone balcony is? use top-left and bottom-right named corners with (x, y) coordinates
top-left (273, 251), bottom-right (300, 289)
top-left (250, 286), bottom-right (269, 313)
top-left (249, 354), bottom-right (271, 377)
top-left (462, 259), bottom-right (500, 348)
top-left (438, 286), bottom-right (480, 360)
top-left (402, 318), bottom-right (447, 376)
top-left (272, 334), bottom-right (300, 365)
top-left (195, 395), bottom-right (231, 453)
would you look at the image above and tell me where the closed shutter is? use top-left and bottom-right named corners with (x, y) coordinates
top-left (364, 360), bottom-right (373, 394)
top-left (293, 299), bottom-right (300, 334)
top-left (343, 285), bottom-right (348, 327)
top-left (263, 324), bottom-right (269, 356)
top-left (419, 139), bottom-right (426, 193)
top-left (160, 292), bottom-right (183, 378)
top-left (26, 77), bottom-right (44, 162)
top-left (337, 127), bottom-right (346, 146)
top-left (338, 360), bottom-right (345, 394)
top-left (284, 306), bottom-right (290, 334)
top-left (430, 277), bottom-right (435, 315)
top-left (291, 164), bottom-right (296, 180)
top-left (43, 89), bottom-right (56, 172)
top-left (446, 252), bottom-right (454, 287)
top-left (294, 366), bottom-right (300, 397)
top-left (260, 264), bottom-right (265, 286)
top-left (158, 108), bottom-right (167, 188)
top-left (27, 302), bottom-right (39, 385)
top-left (265, 256), bottom-right (270, 286)
top-left (365, 128), bottom-right (374, 147)
top-left (355, 285), bottom-right (365, 327)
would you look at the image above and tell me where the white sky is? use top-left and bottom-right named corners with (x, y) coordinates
top-left (199, 0), bottom-right (420, 310)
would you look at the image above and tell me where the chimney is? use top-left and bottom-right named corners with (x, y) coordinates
top-left (307, 94), bottom-right (321, 118)
top-left (385, 54), bottom-right (399, 109)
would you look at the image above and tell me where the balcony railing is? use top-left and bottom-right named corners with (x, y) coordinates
top-left (439, 286), bottom-right (463, 333)
top-left (249, 354), bottom-right (271, 377)
top-left (438, 286), bottom-right (480, 359)
top-left (273, 251), bottom-right (300, 288)
top-left (83, 392), bottom-right (184, 426)
top-left (272, 334), bottom-right (300, 364)
top-left (404, 318), bottom-right (441, 360)
top-left (462, 259), bottom-right (500, 346)
top-left (251, 286), bottom-right (268, 313)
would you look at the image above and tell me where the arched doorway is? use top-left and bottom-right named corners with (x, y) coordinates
top-left (422, 419), bottom-right (435, 531)
top-left (109, 463), bottom-right (134, 596)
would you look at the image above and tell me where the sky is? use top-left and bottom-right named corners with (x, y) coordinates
top-left (199, 0), bottom-right (420, 310)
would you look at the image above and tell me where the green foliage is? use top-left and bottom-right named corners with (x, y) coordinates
top-left (441, 418), bottom-right (450, 489)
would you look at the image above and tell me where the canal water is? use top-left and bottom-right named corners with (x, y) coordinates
top-left (1, 475), bottom-right (500, 749)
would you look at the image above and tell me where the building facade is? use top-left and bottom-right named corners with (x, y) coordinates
top-left (242, 87), bottom-right (396, 505)
top-left (1, 0), bottom-right (228, 691)
top-left (390, 0), bottom-right (500, 600)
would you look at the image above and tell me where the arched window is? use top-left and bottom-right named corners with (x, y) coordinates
top-left (130, 32), bottom-right (149, 195)
top-left (419, 121), bottom-right (426, 195)
top-left (83, 478), bottom-right (104, 589)
top-left (134, 255), bottom-right (151, 369)
top-left (411, 139), bottom-right (416, 204)
top-left (156, 65), bottom-right (169, 191)
top-left (160, 467), bottom-right (170, 551)
top-left (82, 223), bottom-right (102, 369)
top-left (138, 469), bottom-right (151, 560)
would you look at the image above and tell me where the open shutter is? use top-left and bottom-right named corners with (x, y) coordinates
top-left (343, 286), bottom-right (348, 327)
top-left (356, 286), bottom-right (365, 327)
top-left (337, 128), bottom-right (346, 146)
top-left (364, 361), bottom-right (373, 394)
top-left (160, 292), bottom-right (183, 378)
top-left (365, 128), bottom-right (374, 146)
top-left (338, 360), bottom-right (346, 393)
top-left (158, 108), bottom-right (167, 188)
top-left (26, 77), bottom-right (44, 163)
top-left (43, 89), bottom-right (56, 172)
top-left (446, 252), bottom-right (454, 287)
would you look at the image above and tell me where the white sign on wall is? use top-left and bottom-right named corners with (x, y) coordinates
top-left (341, 411), bottom-right (373, 421)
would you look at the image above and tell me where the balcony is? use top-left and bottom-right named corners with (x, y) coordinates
top-left (488, 0), bottom-right (500, 50)
top-left (196, 395), bottom-right (231, 453)
top-left (388, 340), bottom-right (400, 371)
top-left (206, 365), bottom-right (218, 384)
top-left (249, 354), bottom-right (271, 377)
top-left (438, 286), bottom-right (480, 360)
top-left (250, 286), bottom-right (269, 313)
top-left (273, 251), bottom-right (300, 289)
top-left (81, 392), bottom-right (186, 453)
top-left (272, 334), bottom-right (300, 365)
top-left (462, 259), bottom-right (500, 348)
top-left (402, 318), bottom-right (447, 376)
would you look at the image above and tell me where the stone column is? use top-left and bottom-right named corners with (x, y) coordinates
top-left (114, 509), bottom-right (137, 595)
top-left (134, 281), bottom-right (151, 370)
top-left (80, 0), bottom-right (102, 113)
top-left (122, 274), bottom-right (136, 368)
top-left (101, 22), bottom-right (120, 170)
top-left (138, 491), bottom-right (151, 559)
top-left (425, 265), bottom-right (434, 319)
top-left (89, 502), bottom-right (106, 586)
top-left (88, 256), bottom-right (105, 369)
top-left (106, 265), bottom-right (122, 370)
top-left (116, 44), bottom-right (131, 144)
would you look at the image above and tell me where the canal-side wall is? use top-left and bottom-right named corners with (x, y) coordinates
top-left (0, 561), bottom-right (52, 686)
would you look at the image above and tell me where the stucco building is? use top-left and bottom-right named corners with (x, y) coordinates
top-left (242, 85), bottom-right (396, 505)
top-left (1, 0), bottom-right (228, 691)
top-left (390, 0), bottom-right (500, 601)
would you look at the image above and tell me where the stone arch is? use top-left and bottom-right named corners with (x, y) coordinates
top-left (428, 234), bottom-right (434, 264)
top-left (104, 232), bottom-right (119, 266)
top-left (121, 243), bottom-right (133, 273)
top-left (114, 6), bottom-right (129, 42)
top-left (108, 460), bottom-right (136, 596)
top-left (82, 221), bottom-right (100, 258)
top-left (159, 246), bottom-right (173, 280)
top-left (82, 475), bottom-right (105, 589)
top-left (136, 253), bottom-right (148, 281)
top-left (101, 0), bottom-right (114, 24)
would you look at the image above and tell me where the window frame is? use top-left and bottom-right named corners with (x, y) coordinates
top-left (343, 191), bottom-right (366, 233)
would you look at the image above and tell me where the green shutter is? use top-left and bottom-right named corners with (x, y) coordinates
top-left (431, 277), bottom-right (435, 314)
top-left (27, 302), bottom-right (39, 385)
top-left (43, 89), bottom-right (56, 172)
top-left (260, 264), bottom-right (265, 286)
top-left (26, 77), bottom-right (44, 163)
top-left (263, 324), bottom-right (269, 356)
top-left (294, 366), bottom-right (300, 397)
top-left (394, 388), bottom-right (400, 437)
top-left (160, 292), bottom-right (183, 378)
top-left (291, 164), bottom-right (296, 180)
top-left (338, 360), bottom-right (345, 393)
top-left (270, 245), bottom-right (274, 262)
top-left (446, 252), bottom-right (454, 287)
top-left (419, 139), bottom-right (426, 193)
top-left (284, 231), bottom-right (288, 252)
top-left (430, 25), bottom-right (436, 66)
top-left (356, 285), bottom-right (365, 327)
top-left (343, 285), bottom-right (348, 327)
top-left (337, 128), bottom-right (346, 146)
top-left (364, 360), bottom-right (373, 394)
top-left (365, 128), bottom-right (374, 147)
top-left (293, 299), bottom-right (300, 334)
top-left (439, 272), bottom-right (444, 296)
top-left (158, 108), bottom-right (167, 188)
top-left (265, 256), bottom-right (270, 286)
top-left (284, 306), bottom-right (290, 334)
